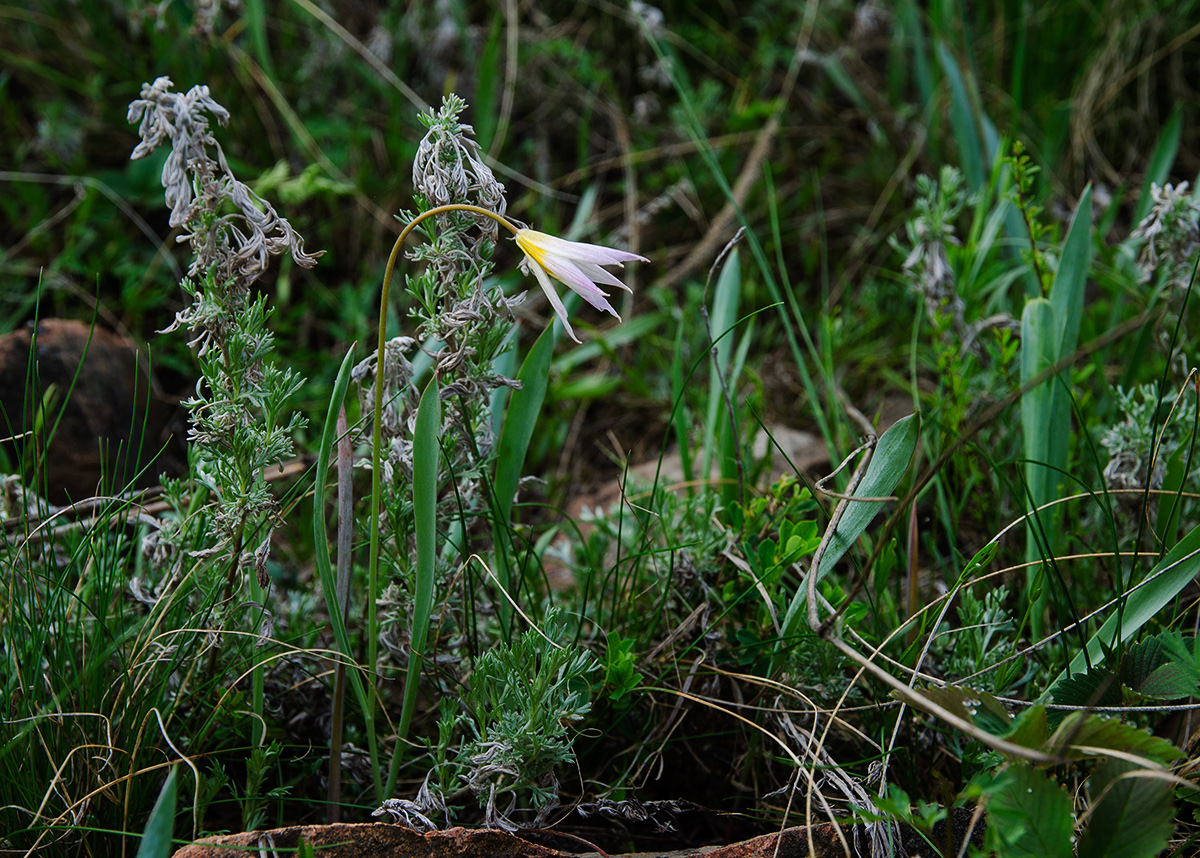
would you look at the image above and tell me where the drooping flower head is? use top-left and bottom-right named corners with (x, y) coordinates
top-left (514, 229), bottom-right (647, 342)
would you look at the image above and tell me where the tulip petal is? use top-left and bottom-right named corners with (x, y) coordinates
top-left (539, 257), bottom-right (619, 317)
top-left (521, 230), bottom-right (647, 265)
top-left (514, 227), bottom-right (644, 340)
top-left (526, 253), bottom-right (579, 343)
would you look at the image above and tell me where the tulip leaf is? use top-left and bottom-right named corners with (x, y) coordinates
top-left (398, 375), bottom-right (440, 742)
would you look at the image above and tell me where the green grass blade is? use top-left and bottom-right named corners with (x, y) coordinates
top-left (1051, 520), bottom-right (1200, 688)
top-left (398, 375), bottom-right (441, 744)
top-left (135, 767), bottom-right (177, 858)
top-left (1134, 108), bottom-right (1182, 226)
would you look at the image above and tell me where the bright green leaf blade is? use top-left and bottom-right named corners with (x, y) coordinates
top-left (494, 324), bottom-right (554, 525)
top-left (1077, 759), bottom-right (1174, 858)
top-left (1053, 520), bottom-right (1200, 686)
top-left (1004, 704), bottom-right (1049, 751)
top-left (399, 375), bottom-right (441, 741)
top-left (1021, 297), bottom-right (1058, 511)
top-left (987, 766), bottom-right (1074, 858)
top-left (703, 247), bottom-right (741, 479)
top-left (779, 412), bottom-right (919, 639)
top-left (1049, 183), bottom-right (1092, 358)
top-left (1134, 108), bottom-right (1182, 226)
top-left (815, 412), bottom-right (919, 583)
top-left (311, 346), bottom-right (369, 713)
top-left (135, 767), bottom-right (177, 858)
top-left (937, 40), bottom-right (984, 191)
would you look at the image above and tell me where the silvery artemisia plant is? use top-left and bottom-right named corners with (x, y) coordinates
top-left (127, 77), bottom-right (321, 602)
top-left (354, 96), bottom-right (522, 634)
top-left (1132, 181), bottom-right (1200, 291)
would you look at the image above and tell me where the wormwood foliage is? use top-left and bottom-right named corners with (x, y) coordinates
top-left (454, 613), bottom-right (598, 830)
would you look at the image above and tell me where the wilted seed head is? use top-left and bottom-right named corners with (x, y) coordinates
top-left (128, 76), bottom-right (229, 228)
top-left (128, 77), bottom-right (323, 288)
top-left (413, 94), bottom-right (507, 249)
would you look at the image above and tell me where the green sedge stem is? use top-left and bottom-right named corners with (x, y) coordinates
top-left (367, 203), bottom-right (519, 802)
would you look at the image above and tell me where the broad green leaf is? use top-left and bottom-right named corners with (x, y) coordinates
top-left (398, 375), bottom-right (441, 741)
top-left (491, 324), bottom-right (554, 633)
top-left (703, 247), bottom-right (742, 480)
top-left (1137, 662), bottom-right (1197, 700)
top-left (1053, 521), bottom-right (1200, 686)
top-left (1121, 636), bottom-right (1171, 691)
top-left (1077, 758), bottom-right (1174, 858)
top-left (1020, 296), bottom-right (1066, 637)
top-left (1049, 669), bottom-right (1121, 728)
top-left (987, 766), bottom-right (1073, 858)
top-left (918, 685), bottom-right (1011, 737)
top-left (815, 412), bottom-right (920, 584)
top-left (1004, 704), bottom-right (1049, 751)
top-left (494, 325), bottom-right (554, 525)
top-left (1021, 298), bottom-right (1059, 516)
top-left (135, 767), bottom-right (177, 858)
top-left (1049, 183), bottom-right (1092, 359)
top-left (778, 413), bottom-right (920, 641)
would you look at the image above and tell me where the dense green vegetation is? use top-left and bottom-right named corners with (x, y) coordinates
top-left (3, 1), bottom-right (1200, 855)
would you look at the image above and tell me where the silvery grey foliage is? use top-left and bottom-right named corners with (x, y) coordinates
top-left (413, 92), bottom-right (507, 252)
top-left (454, 613), bottom-right (597, 830)
top-left (128, 76), bottom-right (321, 306)
top-left (1100, 384), bottom-right (1196, 497)
top-left (1131, 181), bottom-right (1200, 289)
top-left (893, 166), bottom-right (967, 330)
top-left (360, 95), bottom-right (521, 512)
top-left (128, 77), bottom-right (319, 601)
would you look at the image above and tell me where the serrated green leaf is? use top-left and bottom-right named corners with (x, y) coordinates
top-left (1158, 631), bottom-right (1200, 683)
top-left (987, 766), bottom-right (1073, 858)
top-left (1077, 758), bottom-right (1174, 858)
top-left (1121, 636), bottom-right (1172, 691)
top-left (1052, 668), bottom-right (1121, 710)
top-left (1048, 712), bottom-right (1180, 762)
top-left (1136, 662), bottom-right (1198, 701)
top-left (921, 685), bottom-right (1012, 737)
top-left (1005, 704), bottom-right (1049, 751)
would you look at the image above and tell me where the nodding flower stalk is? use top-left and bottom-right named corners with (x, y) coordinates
top-left (365, 202), bottom-right (645, 687)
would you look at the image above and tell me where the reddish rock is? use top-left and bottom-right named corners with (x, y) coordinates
top-left (169, 811), bottom-right (985, 857)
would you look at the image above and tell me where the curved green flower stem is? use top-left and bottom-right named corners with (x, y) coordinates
top-left (369, 203), bottom-right (519, 802)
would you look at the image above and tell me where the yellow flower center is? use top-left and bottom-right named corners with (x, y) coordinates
top-left (516, 232), bottom-right (550, 270)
